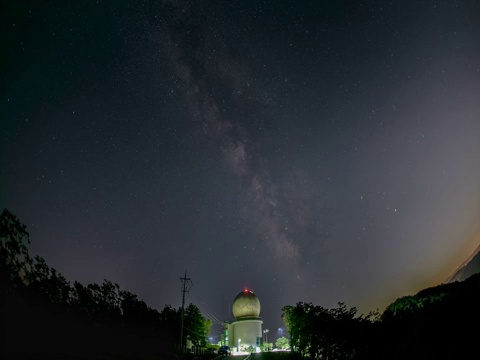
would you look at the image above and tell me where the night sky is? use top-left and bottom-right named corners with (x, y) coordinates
top-left (2, 0), bottom-right (480, 342)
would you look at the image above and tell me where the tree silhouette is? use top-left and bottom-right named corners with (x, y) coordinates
top-left (184, 303), bottom-right (211, 347)
top-left (1, 208), bottom-right (216, 359)
top-left (0, 209), bottom-right (32, 290)
top-left (282, 302), bottom-right (378, 360)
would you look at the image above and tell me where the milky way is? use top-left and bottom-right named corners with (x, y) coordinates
top-left (2, 0), bottom-right (480, 341)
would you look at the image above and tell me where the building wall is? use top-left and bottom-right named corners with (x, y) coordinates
top-left (224, 323), bottom-right (233, 347)
top-left (231, 319), bottom-right (262, 350)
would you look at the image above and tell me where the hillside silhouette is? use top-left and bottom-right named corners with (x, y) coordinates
top-left (447, 245), bottom-right (480, 283)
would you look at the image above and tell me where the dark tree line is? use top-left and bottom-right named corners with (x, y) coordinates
top-left (282, 302), bottom-right (379, 360)
top-left (282, 271), bottom-right (480, 360)
top-left (0, 209), bottom-right (211, 360)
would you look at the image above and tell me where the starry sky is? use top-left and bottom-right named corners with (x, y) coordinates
top-left (2, 0), bottom-right (480, 342)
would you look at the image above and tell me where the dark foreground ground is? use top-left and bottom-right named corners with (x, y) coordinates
top-left (187, 351), bottom-right (297, 360)
top-left (248, 352), bottom-right (298, 360)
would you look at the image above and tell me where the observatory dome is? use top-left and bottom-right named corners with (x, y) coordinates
top-left (232, 289), bottom-right (261, 319)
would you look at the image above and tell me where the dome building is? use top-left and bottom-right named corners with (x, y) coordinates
top-left (223, 289), bottom-right (263, 352)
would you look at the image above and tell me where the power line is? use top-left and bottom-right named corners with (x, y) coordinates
top-left (189, 283), bottom-right (225, 326)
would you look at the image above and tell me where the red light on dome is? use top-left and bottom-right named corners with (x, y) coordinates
top-left (244, 288), bottom-right (248, 292)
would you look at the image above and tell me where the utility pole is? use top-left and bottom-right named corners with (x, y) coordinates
top-left (180, 270), bottom-right (191, 353)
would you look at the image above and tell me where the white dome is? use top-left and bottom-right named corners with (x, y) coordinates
top-left (232, 289), bottom-right (261, 319)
